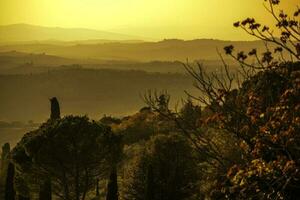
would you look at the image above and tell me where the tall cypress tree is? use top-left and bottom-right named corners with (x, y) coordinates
top-left (50, 97), bottom-right (60, 120)
top-left (106, 166), bottom-right (118, 200)
top-left (39, 179), bottom-right (52, 200)
top-left (5, 162), bottom-right (15, 200)
top-left (1, 143), bottom-right (10, 159)
top-left (1, 143), bottom-right (10, 169)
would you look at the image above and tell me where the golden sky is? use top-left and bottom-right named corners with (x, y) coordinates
top-left (0, 0), bottom-right (298, 40)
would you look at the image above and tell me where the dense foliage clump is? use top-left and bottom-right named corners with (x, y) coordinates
top-left (122, 134), bottom-right (200, 200)
top-left (11, 115), bottom-right (121, 200)
top-left (208, 62), bottom-right (300, 199)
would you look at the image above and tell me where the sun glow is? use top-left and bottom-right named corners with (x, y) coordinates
top-left (0, 0), bottom-right (298, 40)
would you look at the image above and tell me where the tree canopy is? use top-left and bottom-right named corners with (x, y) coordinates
top-left (12, 115), bottom-right (121, 200)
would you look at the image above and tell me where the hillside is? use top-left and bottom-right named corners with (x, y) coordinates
top-left (0, 51), bottom-right (241, 74)
top-left (0, 51), bottom-right (85, 70)
top-left (0, 38), bottom-right (280, 62)
top-left (0, 68), bottom-right (196, 122)
top-left (0, 24), bottom-right (144, 43)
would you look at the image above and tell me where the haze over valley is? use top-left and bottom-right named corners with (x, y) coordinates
top-left (0, 23), bottom-right (285, 147)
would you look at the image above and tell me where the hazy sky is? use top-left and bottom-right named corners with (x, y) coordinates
top-left (0, 0), bottom-right (298, 40)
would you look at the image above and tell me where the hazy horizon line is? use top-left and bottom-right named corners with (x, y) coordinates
top-left (0, 23), bottom-right (260, 42)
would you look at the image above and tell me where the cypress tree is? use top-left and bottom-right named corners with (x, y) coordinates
top-left (50, 97), bottom-right (60, 120)
top-left (39, 179), bottom-right (52, 200)
top-left (1, 143), bottom-right (10, 169)
top-left (106, 166), bottom-right (118, 200)
top-left (5, 162), bottom-right (15, 200)
top-left (1, 143), bottom-right (10, 160)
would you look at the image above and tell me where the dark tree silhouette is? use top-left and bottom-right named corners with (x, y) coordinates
top-left (179, 98), bottom-right (202, 130)
top-left (1, 143), bottom-right (10, 160)
top-left (18, 195), bottom-right (29, 200)
top-left (143, 1), bottom-right (299, 199)
top-left (5, 162), bottom-right (15, 200)
top-left (157, 93), bottom-right (170, 113)
top-left (14, 175), bottom-right (30, 200)
top-left (123, 134), bottom-right (199, 200)
top-left (96, 178), bottom-right (100, 197)
top-left (145, 164), bottom-right (154, 200)
top-left (106, 166), bottom-right (118, 200)
top-left (50, 97), bottom-right (60, 120)
top-left (1, 143), bottom-right (10, 176)
top-left (39, 179), bottom-right (52, 200)
top-left (12, 116), bottom-right (116, 200)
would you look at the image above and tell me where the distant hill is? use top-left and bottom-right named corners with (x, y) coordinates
top-left (0, 51), bottom-right (241, 74)
top-left (0, 24), bottom-right (145, 43)
top-left (0, 51), bottom-right (184, 74)
top-left (0, 51), bottom-right (81, 68)
top-left (0, 38), bottom-right (280, 62)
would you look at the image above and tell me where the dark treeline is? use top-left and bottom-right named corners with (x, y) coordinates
top-left (0, 0), bottom-right (300, 199)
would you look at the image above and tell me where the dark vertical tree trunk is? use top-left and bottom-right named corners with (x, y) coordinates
top-left (5, 162), bottom-right (15, 200)
top-left (75, 157), bottom-right (80, 200)
top-left (96, 178), bottom-right (100, 196)
top-left (39, 179), bottom-right (52, 200)
top-left (50, 97), bottom-right (60, 120)
top-left (81, 168), bottom-right (89, 200)
top-left (106, 166), bottom-right (118, 200)
top-left (18, 195), bottom-right (30, 200)
top-left (145, 164), bottom-right (154, 200)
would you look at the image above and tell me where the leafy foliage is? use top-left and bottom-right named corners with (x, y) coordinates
top-left (12, 115), bottom-right (120, 200)
top-left (216, 63), bottom-right (300, 199)
top-left (122, 134), bottom-right (200, 200)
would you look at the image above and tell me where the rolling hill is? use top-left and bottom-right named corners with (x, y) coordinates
top-left (0, 38), bottom-right (278, 62)
top-left (0, 24), bottom-right (145, 43)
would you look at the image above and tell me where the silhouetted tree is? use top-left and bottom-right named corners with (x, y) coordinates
top-left (1, 142), bottom-right (11, 199)
top-left (1, 143), bottom-right (10, 168)
top-left (14, 175), bottom-right (30, 200)
top-left (12, 116), bottom-right (116, 200)
top-left (39, 179), bottom-right (51, 200)
top-left (145, 164), bottom-right (154, 200)
top-left (123, 134), bottom-right (199, 200)
top-left (5, 162), bottom-right (15, 200)
top-left (105, 128), bottom-right (122, 200)
top-left (96, 178), bottom-right (100, 197)
top-left (179, 98), bottom-right (202, 129)
top-left (157, 93), bottom-right (170, 113)
top-left (18, 195), bottom-right (29, 200)
top-left (50, 97), bottom-right (60, 120)
top-left (1, 143), bottom-right (10, 159)
top-left (170, 1), bottom-right (300, 199)
top-left (106, 166), bottom-right (118, 200)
